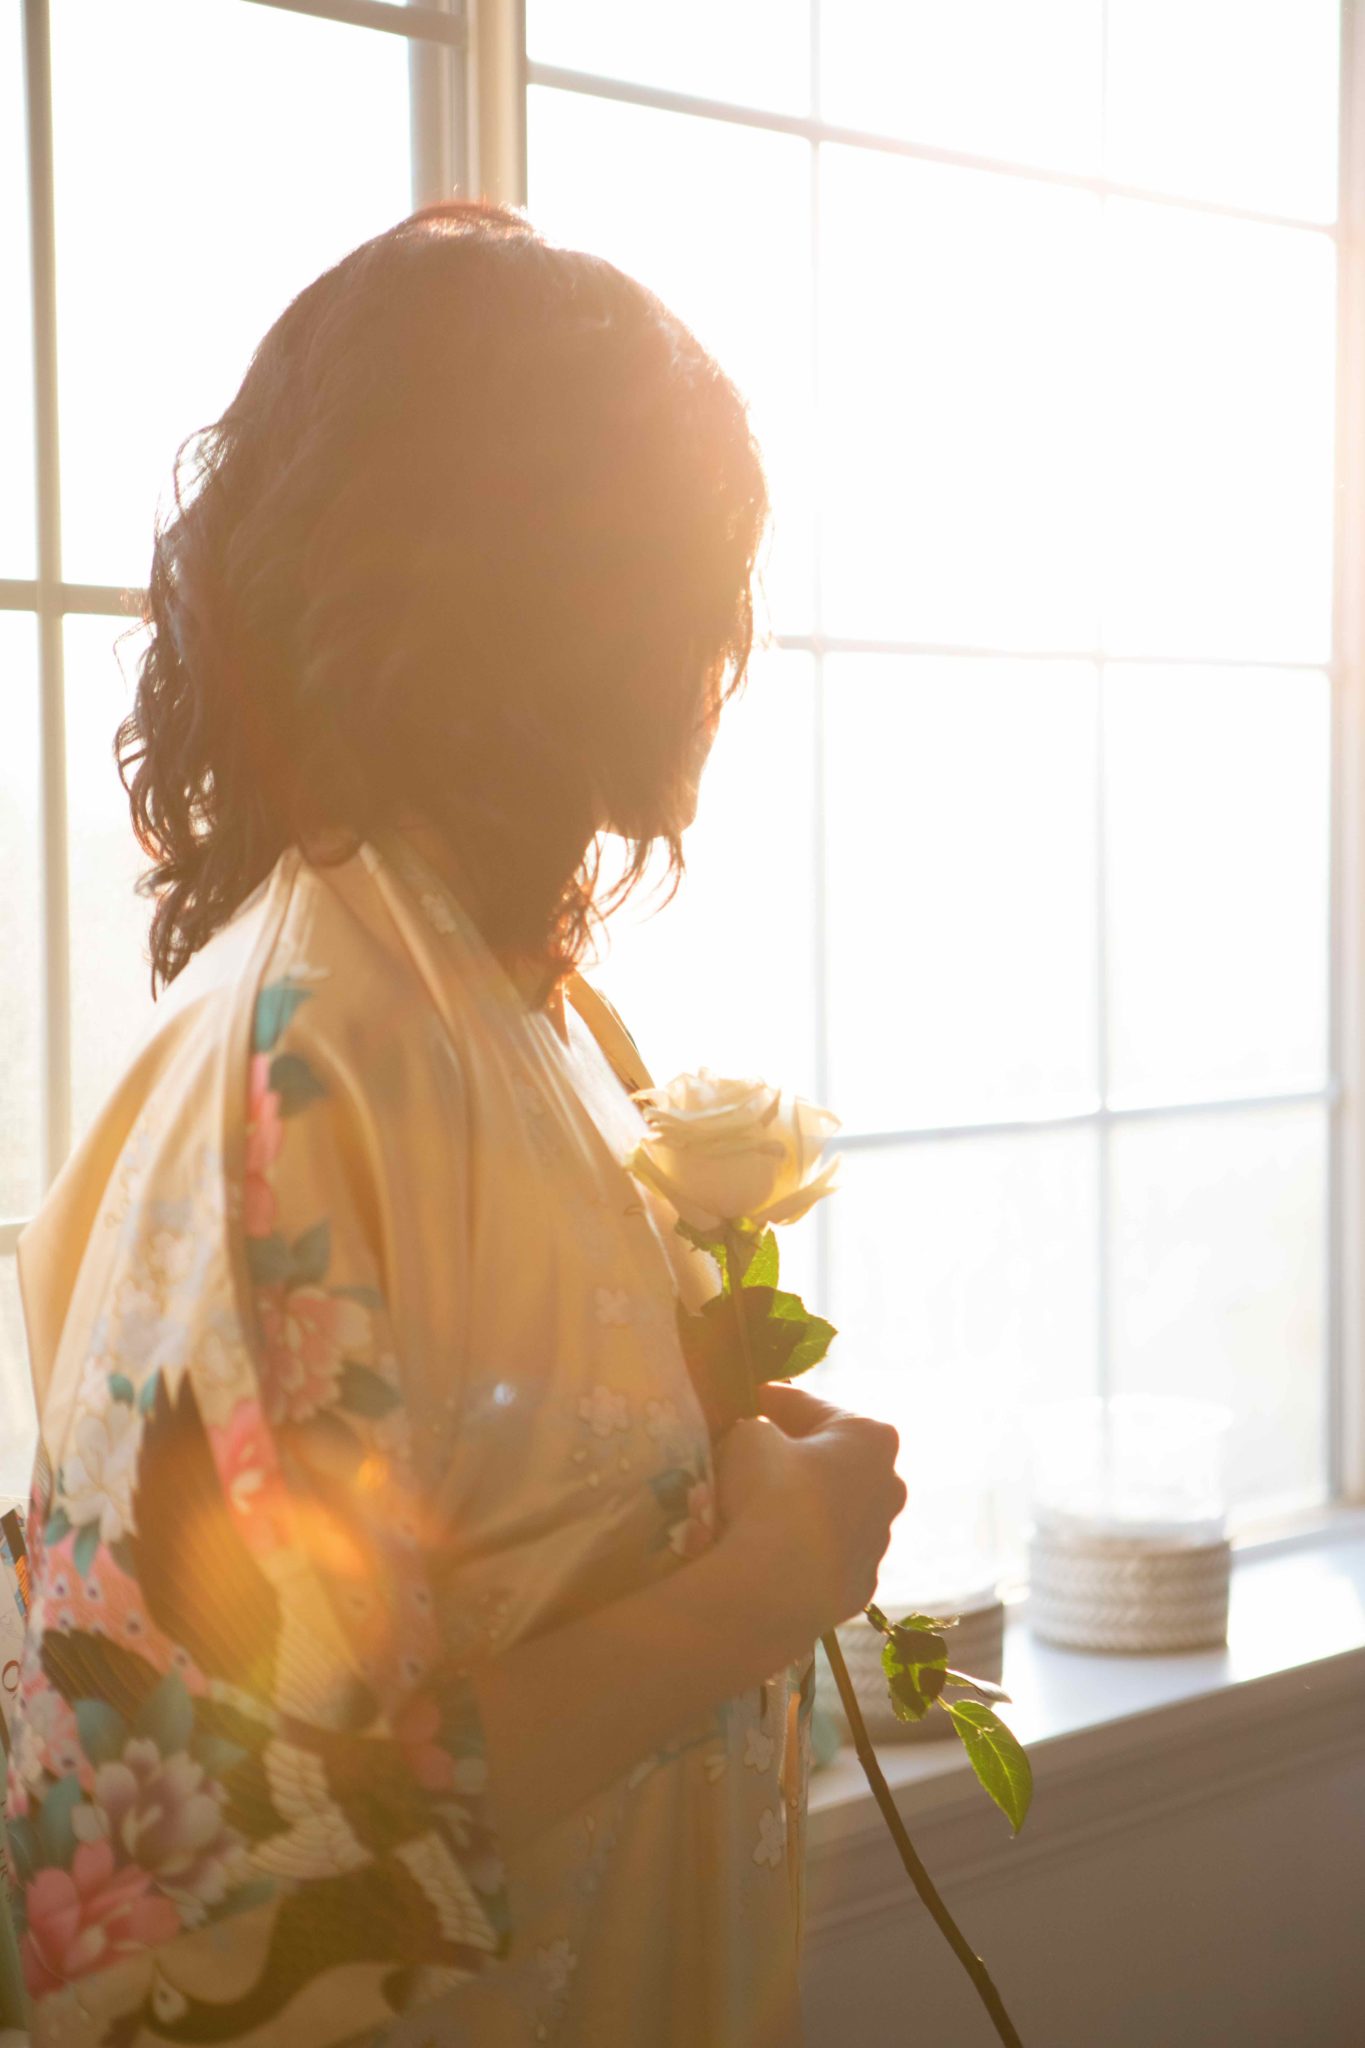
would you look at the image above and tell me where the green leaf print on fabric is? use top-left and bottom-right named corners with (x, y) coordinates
top-left (337, 1362), bottom-right (402, 1419)
top-left (247, 1223), bottom-right (334, 1292)
top-left (269, 1051), bottom-right (329, 1119)
top-left (247, 1235), bottom-right (293, 1289)
top-left (134, 1672), bottom-right (195, 1755)
top-left (73, 1700), bottom-right (128, 1767)
top-left (36, 1777), bottom-right (82, 1868)
top-left (288, 1220), bottom-right (332, 1287)
top-left (253, 982), bottom-right (313, 1055)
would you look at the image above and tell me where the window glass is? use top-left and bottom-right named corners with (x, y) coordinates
top-left (64, 615), bottom-right (155, 1144)
top-left (50, 0), bottom-right (413, 588)
top-left (0, 2), bottom-right (35, 577)
top-left (823, 656), bottom-right (1098, 1131)
top-left (819, 149), bottom-right (1101, 650)
top-left (825, 1127), bottom-right (1098, 1592)
top-left (1106, 667), bottom-right (1330, 1105)
top-left (1106, 0), bottom-right (1340, 223)
top-left (821, 0), bottom-right (1104, 177)
top-left (594, 650), bottom-right (818, 1102)
top-left (0, 1256), bottom-right (35, 1498)
top-left (1103, 204), bottom-right (1336, 662)
top-left (528, 86), bottom-right (815, 638)
top-left (528, 0), bottom-right (811, 116)
top-left (0, 613), bottom-right (42, 1217)
top-left (1110, 1104), bottom-right (1327, 1515)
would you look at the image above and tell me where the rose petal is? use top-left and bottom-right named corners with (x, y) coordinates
top-left (753, 1156), bottom-right (840, 1228)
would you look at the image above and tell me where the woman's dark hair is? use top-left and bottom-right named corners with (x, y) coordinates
top-left (117, 200), bottom-right (769, 991)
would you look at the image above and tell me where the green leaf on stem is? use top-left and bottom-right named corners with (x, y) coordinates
top-left (945, 1700), bottom-right (1033, 1834)
top-left (881, 1621), bottom-right (949, 1724)
top-left (943, 1668), bottom-right (1012, 1706)
top-left (675, 1300), bottom-right (760, 1435)
top-left (675, 1281), bottom-right (838, 1436)
top-left (675, 1219), bottom-right (727, 1262)
top-left (723, 1229), bottom-right (778, 1293)
top-left (709, 1288), bottom-right (794, 1373)
top-left (776, 1301), bottom-right (837, 1376)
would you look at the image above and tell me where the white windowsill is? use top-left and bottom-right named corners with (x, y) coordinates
top-left (803, 1513), bottom-right (1365, 1943)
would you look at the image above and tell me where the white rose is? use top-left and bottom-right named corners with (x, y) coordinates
top-left (629, 1069), bottom-right (840, 1234)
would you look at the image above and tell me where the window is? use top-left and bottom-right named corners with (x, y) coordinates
top-left (1, 0), bottom-right (465, 1460)
top-left (526, 0), bottom-right (1350, 1593)
top-left (3, 0), bottom-right (1355, 1595)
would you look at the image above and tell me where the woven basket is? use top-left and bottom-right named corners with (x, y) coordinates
top-left (815, 1591), bottom-right (1006, 1743)
top-left (1028, 1524), bottom-right (1231, 1653)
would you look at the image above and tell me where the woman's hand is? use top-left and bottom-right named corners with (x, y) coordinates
top-left (474, 1380), bottom-right (905, 1850)
top-left (713, 1382), bottom-right (907, 1665)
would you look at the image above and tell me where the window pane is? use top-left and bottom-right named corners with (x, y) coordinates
top-left (1106, 667), bottom-right (1330, 1105)
top-left (527, 86), bottom-right (815, 637)
top-left (1110, 1105), bottom-right (1327, 1517)
top-left (819, 150), bottom-right (1100, 649)
top-left (65, 616), bottom-right (155, 1144)
top-left (1103, 204), bottom-right (1336, 662)
top-left (821, 0), bottom-right (1103, 176)
top-left (0, 613), bottom-right (42, 1216)
top-left (593, 651), bottom-right (818, 1101)
top-left (0, 1256), bottom-right (36, 1498)
top-left (825, 1128), bottom-right (1098, 1595)
top-left (527, 0), bottom-right (811, 115)
top-left (51, 0), bottom-right (413, 588)
top-left (0, 1), bottom-right (35, 577)
top-left (1106, 0), bottom-right (1340, 223)
top-left (823, 656), bottom-right (1098, 1132)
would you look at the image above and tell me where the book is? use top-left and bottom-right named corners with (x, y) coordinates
top-left (0, 1507), bottom-right (28, 1752)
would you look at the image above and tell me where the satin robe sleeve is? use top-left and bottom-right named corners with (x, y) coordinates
top-left (6, 968), bottom-right (510, 2048)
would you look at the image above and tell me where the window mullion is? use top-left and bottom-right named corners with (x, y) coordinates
top-left (470, 0), bottom-right (526, 206)
top-left (243, 0), bottom-right (466, 45)
top-left (23, 0), bottom-right (70, 1190)
top-left (409, 0), bottom-right (467, 208)
top-left (1095, 0), bottom-right (1112, 1422)
top-left (1329, 0), bottom-right (1365, 1505)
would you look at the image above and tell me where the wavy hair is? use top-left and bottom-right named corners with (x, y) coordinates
top-left (117, 200), bottom-right (769, 991)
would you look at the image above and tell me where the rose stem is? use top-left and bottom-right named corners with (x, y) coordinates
top-left (821, 1631), bottom-right (1025, 2048)
top-left (723, 1225), bottom-right (772, 1723)
top-left (721, 1225), bottom-right (1025, 2048)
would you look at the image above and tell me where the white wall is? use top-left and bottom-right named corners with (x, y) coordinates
top-left (802, 1639), bottom-right (1365, 2047)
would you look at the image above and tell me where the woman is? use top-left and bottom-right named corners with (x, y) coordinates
top-left (9, 202), bottom-right (904, 2048)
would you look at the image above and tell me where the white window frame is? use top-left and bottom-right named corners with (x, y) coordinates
top-left (7, 0), bottom-right (1363, 1531)
top-left (3, 0), bottom-right (493, 1232)
top-left (1336, 1), bottom-right (1365, 1511)
top-left (518, 0), bottom-right (1365, 1532)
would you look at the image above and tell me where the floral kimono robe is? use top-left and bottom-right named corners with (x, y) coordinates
top-left (9, 835), bottom-right (812, 2048)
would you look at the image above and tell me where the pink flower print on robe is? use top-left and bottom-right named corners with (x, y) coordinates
top-left (22, 1841), bottom-right (181, 1997)
top-left (243, 1055), bottom-right (284, 1239)
top-left (208, 1398), bottom-right (294, 1555)
top-left (255, 1286), bottom-right (371, 1427)
top-left (394, 1694), bottom-right (457, 1794)
top-left (71, 1739), bottom-right (248, 1908)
